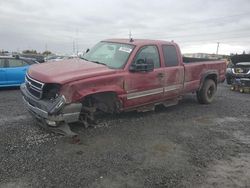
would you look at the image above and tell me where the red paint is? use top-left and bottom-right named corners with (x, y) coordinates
top-left (28, 39), bottom-right (226, 108)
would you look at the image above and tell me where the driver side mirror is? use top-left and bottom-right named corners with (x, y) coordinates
top-left (129, 58), bottom-right (154, 72)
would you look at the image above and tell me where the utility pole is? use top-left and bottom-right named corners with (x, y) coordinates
top-left (216, 42), bottom-right (220, 55)
top-left (76, 29), bottom-right (79, 55)
top-left (76, 40), bottom-right (79, 55)
top-left (73, 40), bottom-right (75, 54)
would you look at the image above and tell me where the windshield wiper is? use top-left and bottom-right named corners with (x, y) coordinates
top-left (90, 61), bottom-right (107, 66)
top-left (80, 57), bottom-right (88, 61)
top-left (80, 58), bottom-right (108, 67)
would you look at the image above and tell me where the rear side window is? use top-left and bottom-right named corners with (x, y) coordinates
top-left (0, 59), bottom-right (5, 68)
top-left (7, 59), bottom-right (28, 67)
top-left (162, 45), bottom-right (179, 67)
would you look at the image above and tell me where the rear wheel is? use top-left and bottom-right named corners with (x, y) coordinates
top-left (197, 79), bottom-right (217, 104)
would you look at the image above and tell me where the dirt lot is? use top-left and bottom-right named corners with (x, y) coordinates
top-left (0, 83), bottom-right (250, 188)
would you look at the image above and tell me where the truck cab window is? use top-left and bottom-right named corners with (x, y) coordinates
top-left (163, 45), bottom-right (179, 67)
top-left (134, 46), bottom-right (160, 68)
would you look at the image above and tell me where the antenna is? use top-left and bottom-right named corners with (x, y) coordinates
top-left (129, 30), bottom-right (134, 42)
top-left (129, 30), bottom-right (132, 39)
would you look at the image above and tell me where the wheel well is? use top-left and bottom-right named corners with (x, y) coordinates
top-left (205, 74), bottom-right (217, 85)
top-left (82, 92), bottom-right (121, 113)
top-left (199, 73), bottom-right (217, 91)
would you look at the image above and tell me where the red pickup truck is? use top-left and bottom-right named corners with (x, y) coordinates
top-left (21, 39), bottom-right (226, 135)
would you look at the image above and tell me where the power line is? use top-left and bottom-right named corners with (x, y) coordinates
top-left (145, 28), bottom-right (250, 40)
top-left (134, 12), bottom-right (250, 36)
top-left (169, 11), bottom-right (250, 27)
top-left (176, 34), bottom-right (250, 44)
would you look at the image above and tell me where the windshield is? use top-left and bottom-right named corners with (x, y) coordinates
top-left (82, 41), bottom-right (134, 69)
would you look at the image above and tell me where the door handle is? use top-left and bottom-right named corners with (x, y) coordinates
top-left (157, 73), bottom-right (164, 78)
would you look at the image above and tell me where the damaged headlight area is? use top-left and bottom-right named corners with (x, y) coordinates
top-left (48, 95), bottom-right (66, 115)
top-left (43, 83), bottom-right (61, 100)
top-left (42, 83), bottom-right (66, 114)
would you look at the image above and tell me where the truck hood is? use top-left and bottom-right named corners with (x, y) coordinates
top-left (28, 58), bottom-right (116, 84)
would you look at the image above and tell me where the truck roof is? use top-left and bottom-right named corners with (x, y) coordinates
top-left (103, 39), bottom-right (176, 46)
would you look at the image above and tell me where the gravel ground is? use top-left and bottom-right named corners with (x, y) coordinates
top-left (0, 83), bottom-right (250, 188)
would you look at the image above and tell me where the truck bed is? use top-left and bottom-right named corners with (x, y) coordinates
top-left (183, 57), bottom-right (216, 63)
top-left (183, 60), bottom-right (226, 93)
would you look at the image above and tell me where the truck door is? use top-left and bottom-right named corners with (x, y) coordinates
top-left (0, 59), bottom-right (7, 85)
top-left (161, 45), bottom-right (184, 99)
top-left (124, 45), bottom-right (165, 108)
top-left (5, 59), bottom-right (29, 85)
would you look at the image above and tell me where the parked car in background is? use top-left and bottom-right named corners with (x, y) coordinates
top-left (45, 55), bottom-right (69, 62)
top-left (0, 56), bottom-right (39, 87)
top-left (20, 54), bottom-right (45, 63)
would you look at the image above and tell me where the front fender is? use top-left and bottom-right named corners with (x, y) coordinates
top-left (60, 82), bottom-right (125, 103)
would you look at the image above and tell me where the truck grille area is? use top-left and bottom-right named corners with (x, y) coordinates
top-left (25, 74), bottom-right (45, 99)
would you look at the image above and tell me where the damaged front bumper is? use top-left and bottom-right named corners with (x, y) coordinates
top-left (20, 84), bottom-right (82, 135)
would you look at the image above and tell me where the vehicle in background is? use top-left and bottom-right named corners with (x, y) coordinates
top-left (0, 56), bottom-right (39, 87)
top-left (45, 55), bottom-right (69, 62)
top-left (226, 62), bottom-right (250, 84)
top-left (20, 54), bottom-right (45, 63)
top-left (21, 39), bottom-right (226, 135)
top-left (226, 62), bottom-right (234, 84)
top-left (226, 54), bottom-right (250, 84)
top-left (228, 62), bottom-right (250, 93)
top-left (0, 51), bottom-right (12, 56)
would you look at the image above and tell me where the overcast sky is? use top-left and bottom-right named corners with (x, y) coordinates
top-left (0, 0), bottom-right (250, 55)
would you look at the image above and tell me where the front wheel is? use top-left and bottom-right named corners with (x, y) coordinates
top-left (196, 79), bottom-right (217, 104)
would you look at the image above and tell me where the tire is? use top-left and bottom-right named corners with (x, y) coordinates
top-left (197, 79), bottom-right (217, 104)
